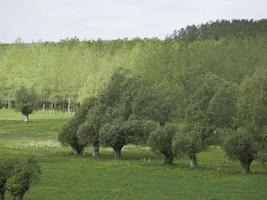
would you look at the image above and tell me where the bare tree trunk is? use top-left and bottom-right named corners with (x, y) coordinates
top-left (163, 152), bottom-right (173, 164)
top-left (0, 191), bottom-right (5, 200)
top-left (42, 102), bottom-right (45, 112)
top-left (189, 153), bottom-right (197, 168)
top-left (67, 97), bottom-right (71, 114)
top-left (240, 160), bottom-right (252, 174)
top-left (22, 114), bottom-right (29, 123)
top-left (113, 147), bottom-right (122, 159)
top-left (50, 101), bottom-right (54, 113)
top-left (8, 99), bottom-right (11, 109)
top-left (91, 143), bottom-right (99, 158)
top-left (15, 193), bottom-right (24, 200)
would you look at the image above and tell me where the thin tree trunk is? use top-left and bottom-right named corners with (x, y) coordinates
top-left (67, 97), bottom-right (71, 114)
top-left (0, 191), bottom-right (5, 200)
top-left (8, 99), bottom-right (11, 109)
top-left (22, 114), bottom-right (29, 123)
top-left (240, 160), bottom-right (252, 174)
top-left (42, 102), bottom-right (45, 112)
top-left (113, 147), bottom-right (122, 159)
top-left (189, 153), bottom-right (197, 168)
top-left (50, 101), bottom-right (54, 113)
top-left (91, 143), bottom-right (99, 158)
top-left (163, 152), bottom-right (173, 164)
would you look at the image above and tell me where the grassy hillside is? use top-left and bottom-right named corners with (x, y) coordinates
top-left (0, 110), bottom-right (267, 200)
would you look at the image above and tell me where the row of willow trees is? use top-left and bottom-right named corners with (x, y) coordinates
top-left (59, 67), bottom-right (267, 174)
top-left (1, 20), bottom-right (267, 112)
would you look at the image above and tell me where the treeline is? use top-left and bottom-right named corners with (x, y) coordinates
top-left (59, 67), bottom-right (267, 173)
top-left (170, 19), bottom-right (267, 41)
top-left (0, 19), bottom-right (267, 112)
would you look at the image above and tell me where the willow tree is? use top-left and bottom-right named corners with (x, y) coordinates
top-left (148, 123), bottom-right (176, 164)
top-left (58, 97), bottom-right (96, 154)
top-left (224, 68), bottom-right (267, 173)
top-left (174, 67), bottom-right (238, 168)
top-left (15, 87), bottom-right (39, 122)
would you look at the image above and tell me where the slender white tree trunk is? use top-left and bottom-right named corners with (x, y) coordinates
top-left (8, 99), bottom-right (11, 109)
top-left (91, 143), bottom-right (99, 158)
top-left (50, 101), bottom-right (54, 113)
top-left (189, 153), bottom-right (197, 168)
top-left (67, 97), bottom-right (71, 114)
top-left (42, 102), bottom-right (45, 112)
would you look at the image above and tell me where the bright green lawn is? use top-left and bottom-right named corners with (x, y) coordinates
top-left (0, 110), bottom-right (267, 200)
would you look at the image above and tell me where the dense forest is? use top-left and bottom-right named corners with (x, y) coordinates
top-left (0, 19), bottom-right (267, 113)
top-left (170, 19), bottom-right (267, 41)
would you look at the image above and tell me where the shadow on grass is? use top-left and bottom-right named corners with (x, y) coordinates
top-left (2, 145), bottom-right (267, 176)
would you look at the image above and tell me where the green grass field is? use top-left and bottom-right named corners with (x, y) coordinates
top-left (0, 110), bottom-right (267, 200)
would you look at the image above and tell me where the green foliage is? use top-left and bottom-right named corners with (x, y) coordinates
top-left (173, 123), bottom-right (210, 168)
top-left (1, 22), bottom-right (267, 110)
top-left (77, 104), bottom-right (111, 148)
top-left (173, 123), bottom-right (208, 156)
top-left (100, 119), bottom-right (157, 156)
top-left (4, 157), bottom-right (41, 199)
top-left (6, 171), bottom-right (30, 199)
top-left (129, 80), bottom-right (181, 125)
top-left (76, 69), bottom-right (129, 157)
top-left (14, 87), bottom-right (39, 121)
top-left (2, 19), bottom-right (267, 178)
top-left (179, 69), bottom-right (219, 149)
top-left (227, 67), bottom-right (267, 169)
top-left (58, 119), bottom-right (86, 154)
top-left (0, 160), bottom-right (16, 199)
top-left (208, 81), bottom-right (239, 129)
top-left (171, 19), bottom-right (267, 41)
top-left (99, 120), bottom-right (129, 156)
top-left (123, 119), bottom-right (157, 145)
top-left (58, 97), bottom-right (96, 154)
top-left (94, 69), bottom-right (179, 159)
top-left (237, 68), bottom-right (267, 130)
top-left (223, 128), bottom-right (259, 173)
top-left (77, 122), bottom-right (97, 147)
top-left (175, 67), bottom-right (240, 167)
top-left (148, 123), bottom-right (176, 164)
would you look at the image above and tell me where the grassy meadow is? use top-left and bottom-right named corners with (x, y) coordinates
top-left (0, 110), bottom-right (267, 200)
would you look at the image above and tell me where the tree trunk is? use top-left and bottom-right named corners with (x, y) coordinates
top-left (67, 97), bottom-right (71, 114)
top-left (189, 153), bottom-right (197, 168)
top-left (15, 193), bottom-right (24, 200)
top-left (113, 147), bottom-right (122, 159)
top-left (240, 160), bottom-right (252, 174)
top-left (22, 114), bottom-right (29, 123)
top-left (8, 99), bottom-right (11, 109)
top-left (42, 102), bottom-right (45, 112)
top-left (50, 101), bottom-right (54, 113)
top-left (72, 148), bottom-right (82, 155)
top-left (163, 153), bottom-right (173, 164)
top-left (91, 143), bottom-right (99, 158)
top-left (0, 191), bottom-right (5, 200)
